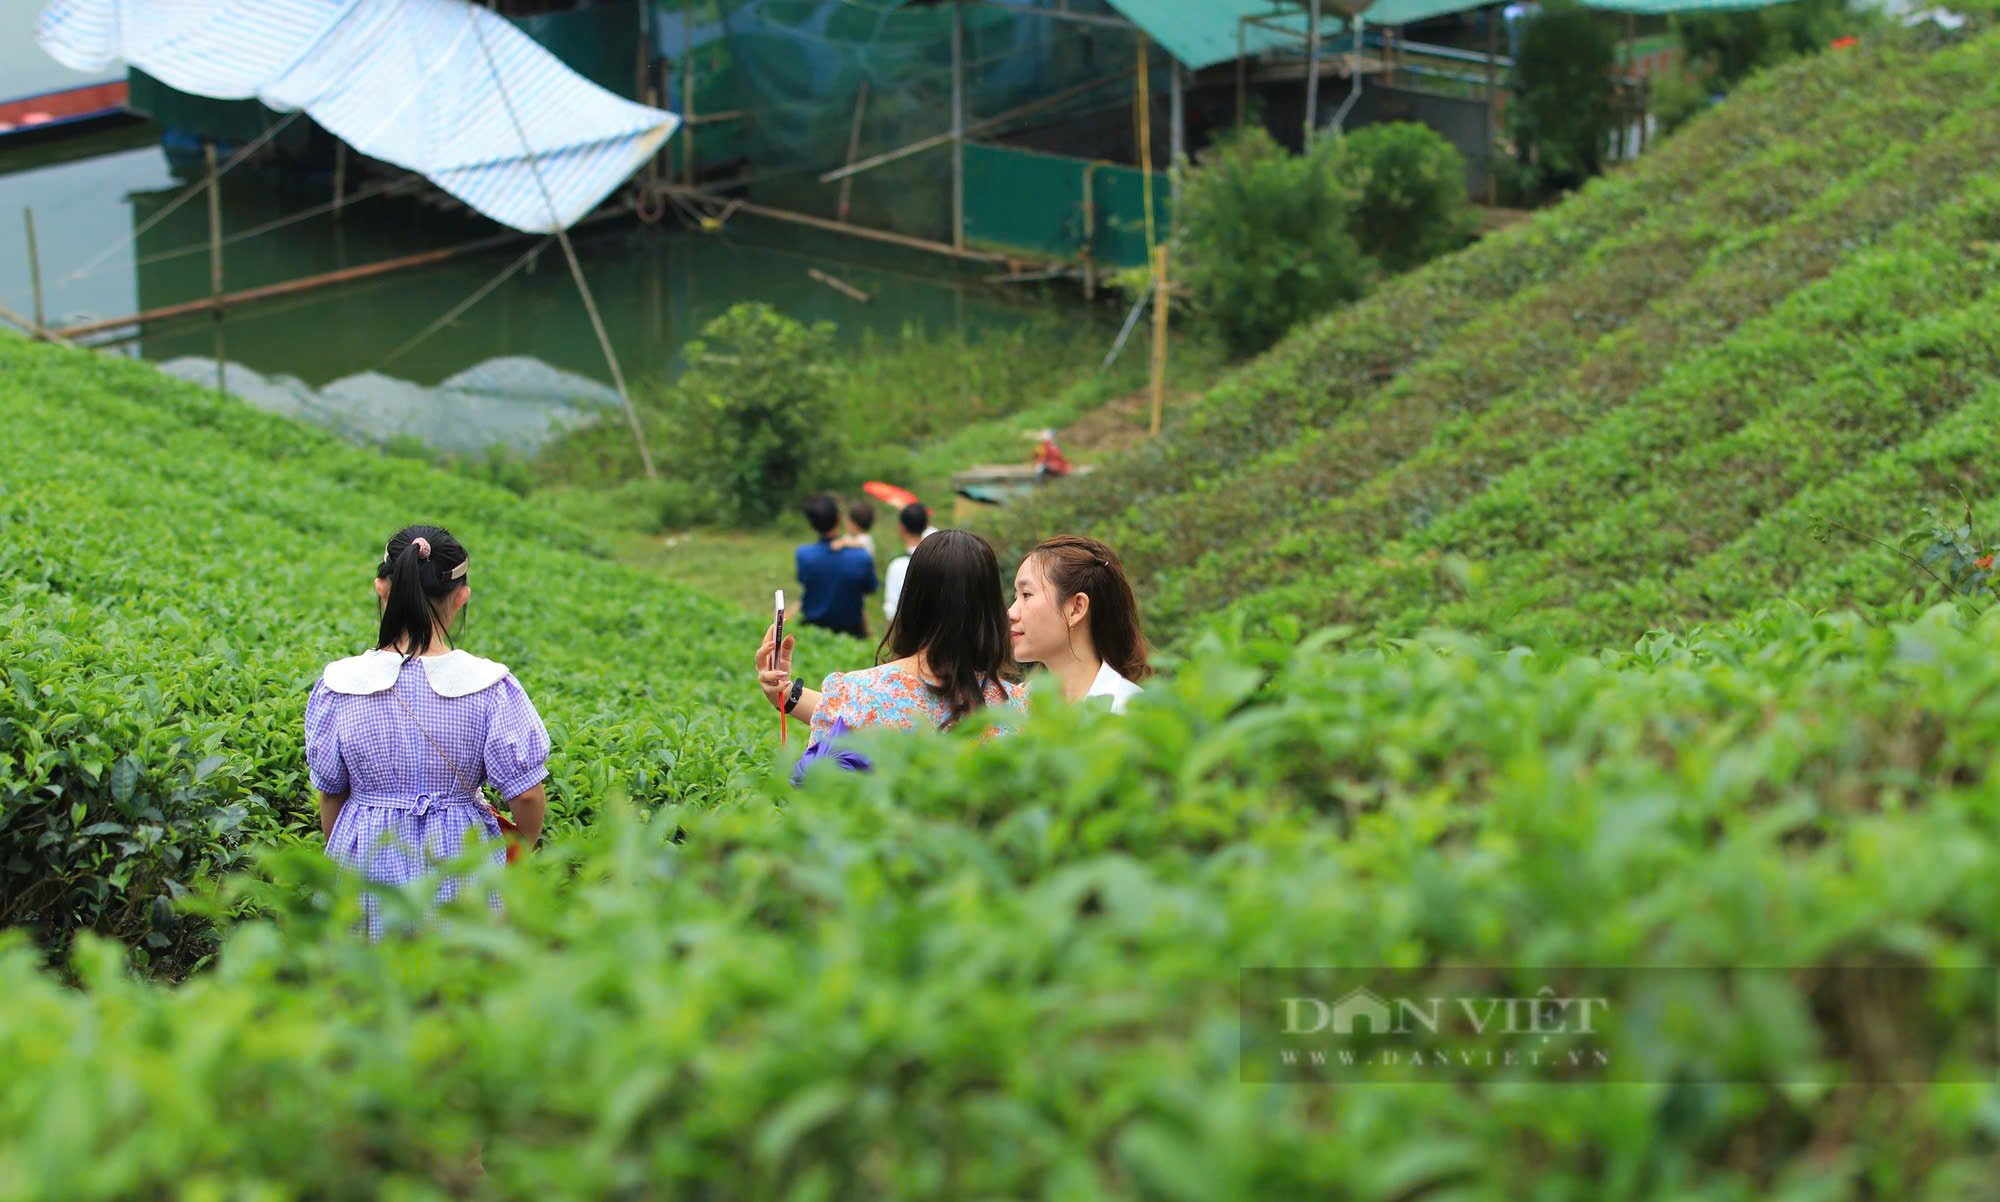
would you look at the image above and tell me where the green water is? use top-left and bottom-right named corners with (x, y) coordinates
top-left (0, 119), bottom-right (1090, 452)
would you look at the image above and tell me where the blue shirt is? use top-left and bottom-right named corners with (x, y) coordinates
top-left (796, 539), bottom-right (877, 633)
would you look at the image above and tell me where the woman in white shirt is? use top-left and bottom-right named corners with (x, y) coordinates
top-left (1006, 534), bottom-right (1151, 712)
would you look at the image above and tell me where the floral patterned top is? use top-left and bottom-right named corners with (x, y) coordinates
top-left (811, 663), bottom-right (1024, 740)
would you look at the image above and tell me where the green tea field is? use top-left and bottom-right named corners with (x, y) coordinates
top-left (6, 18), bottom-right (2000, 1200)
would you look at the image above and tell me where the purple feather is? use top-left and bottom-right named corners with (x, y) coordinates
top-left (792, 716), bottom-right (874, 785)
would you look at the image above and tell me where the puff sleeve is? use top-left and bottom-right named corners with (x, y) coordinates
top-left (482, 674), bottom-right (552, 800)
top-left (810, 671), bottom-right (850, 743)
top-left (303, 679), bottom-right (350, 796)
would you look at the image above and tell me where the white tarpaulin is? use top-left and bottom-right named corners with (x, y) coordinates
top-left (35, 0), bottom-right (680, 233)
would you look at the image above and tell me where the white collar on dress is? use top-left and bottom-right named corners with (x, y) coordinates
top-left (320, 648), bottom-right (510, 698)
top-left (1086, 662), bottom-right (1143, 712)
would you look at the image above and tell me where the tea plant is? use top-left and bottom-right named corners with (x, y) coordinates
top-left (6, 604), bottom-right (2000, 1197)
top-left (0, 335), bottom-right (819, 970)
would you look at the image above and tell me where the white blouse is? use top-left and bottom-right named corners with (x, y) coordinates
top-left (1086, 662), bottom-right (1143, 713)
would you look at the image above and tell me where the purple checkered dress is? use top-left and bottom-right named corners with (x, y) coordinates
top-left (304, 651), bottom-right (550, 939)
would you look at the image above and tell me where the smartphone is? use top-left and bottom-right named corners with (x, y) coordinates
top-left (773, 589), bottom-right (786, 667)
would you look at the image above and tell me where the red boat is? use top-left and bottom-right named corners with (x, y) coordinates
top-left (0, 79), bottom-right (129, 144)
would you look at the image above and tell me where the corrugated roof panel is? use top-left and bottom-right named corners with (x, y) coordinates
top-left (36, 0), bottom-right (679, 233)
top-left (1100, 0), bottom-right (1306, 69)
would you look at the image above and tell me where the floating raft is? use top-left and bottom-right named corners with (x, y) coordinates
top-left (0, 79), bottom-right (129, 144)
top-left (950, 462), bottom-right (1096, 516)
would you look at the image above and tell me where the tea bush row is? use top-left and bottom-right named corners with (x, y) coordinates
top-left (1142, 60), bottom-right (2000, 634)
top-left (0, 337), bottom-right (831, 969)
top-left (982, 33), bottom-right (1953, 569)
top-left (6, 604), bottom-right (2000, 1198)
top-left (1219, 166), bottom-right (2000, 650)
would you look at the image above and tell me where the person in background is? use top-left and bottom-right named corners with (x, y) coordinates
top-left (1007, 534), bottom-right (1151, 713)
top-left (882, 501), bottom-right (938, 623)
top-left (306, 524), bottom-right (549, 940)
top-left (1030, 428), bottom-right (1071, 478)
top-left (759, 529), bottom-right (1022, 739)
top-left (832, 499), bottom-right (876, 556)
top-left (796, 493), bottom-right (877, 639)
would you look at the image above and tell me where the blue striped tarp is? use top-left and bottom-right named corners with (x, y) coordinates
top-left (36, 0), bottom-right (680, 233)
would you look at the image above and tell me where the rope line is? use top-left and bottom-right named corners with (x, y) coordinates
top-left (131, 175), bottom-right (424, 269)
top-left (469, 9), bottom-right (658, 479)
top-left (374, 237), bottom-right (552, 370)
top-left (58, 109), bottom-right (307, 285)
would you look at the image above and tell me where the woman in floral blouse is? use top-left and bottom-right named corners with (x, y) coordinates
top-left (756, 529), bottom-right (1022, 741)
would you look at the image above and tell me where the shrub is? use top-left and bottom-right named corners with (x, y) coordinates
top-left (0, 334), bottom-right (787, 972)
top-left (663, 303), bottom-right (846, 526)
top-left (1175, 125), bottom-right (1371, 356)
top-left (1510, 1), bottom-right (1618, 191)
top-left (1327, 121), bottom-right (1475, 272)
top-left (9, 606), bottom-right (2000, 1196)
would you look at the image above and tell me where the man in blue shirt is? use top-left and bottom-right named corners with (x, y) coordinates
top-left (795, 493), bottom-right (877, 638)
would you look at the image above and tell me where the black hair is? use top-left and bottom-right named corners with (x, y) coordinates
top-left (803, 494), bottom-right (839, 536)
top-left (848, 499), bottom-right (875, 532)
top-left (375, 524), bottom-right (469, 660)
top-left (877, 529), bottom-right (1013, 728)
top-left (898, 501), bottom-right (929, 538)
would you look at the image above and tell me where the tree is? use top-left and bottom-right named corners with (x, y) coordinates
top-left (1510, 3), bottom-right (1617, 193)
top-left (666, 303), bottom-right (845, 526)
top-left (1176, 126), bottom-right (1371, 356)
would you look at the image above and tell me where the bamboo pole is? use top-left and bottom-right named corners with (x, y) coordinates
top-left (818, 68), bottom-right (1131, 184)
top-left (332, 140), bottom-right (348, 221)
top-left (55, 229), bottom-right (531, 340)
top-left (1304, 0), bottom-right (1321, 148)
top-left (1080, 164), bottom-right (1096, 301)
top-left (1169, 58), bottom-right (1184, 209)
top-left (1484, 4), bottom-right (1498, 205)
top-left (807, 267), bottom-right (871, 302)
top-left (554, 224), bottom-right (654, 478)
top-left (1237, 17), bottom-right (1248, 129)
top-left (838, 80), bottom-right (870, 223)
top-left (206, 143), bottom-right (226, 396)
top-left (1624, 13), bottom-right (1638, 160)
top-left (1149, 243), bottom-right (1168, 436)
top-left (0, 300), bottom-right (68, 345)
top-left (1137, 38), bottom-right (1155, 254)
top-left (664, 185), bottom-right (1017, 263)
top-left (951, 0), bottom-right (966, 251)
top-left (635, 0), bottom-right (649, 104)
top-left (22, 207), bottom-right (44, 335)
top-left (682, 0), bottom-right (696, 184)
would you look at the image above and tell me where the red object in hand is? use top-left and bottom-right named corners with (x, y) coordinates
top-left (863, 481), bottom-right (920, 509)
top-left (487, 803), bottom-right (523, 864)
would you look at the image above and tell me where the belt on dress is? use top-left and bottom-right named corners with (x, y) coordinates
top-left (346, 790), bottom-right (484, 818)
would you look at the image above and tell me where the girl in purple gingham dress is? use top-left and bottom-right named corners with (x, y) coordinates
top-left (305, 525), bottom-right (550, 939)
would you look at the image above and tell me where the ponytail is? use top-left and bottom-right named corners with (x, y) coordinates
top-left (1029, 535), bottom-right (1152, 683)
top-left (375, 524), bottom-right (469, 659)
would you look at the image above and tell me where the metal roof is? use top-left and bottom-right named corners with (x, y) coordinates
top-left (36, 0), bottom-right (679, 233)
top-left (1349, 0), bottom-right (1796, 25)
top-left (1098, 0), bottom-right (1308, 69)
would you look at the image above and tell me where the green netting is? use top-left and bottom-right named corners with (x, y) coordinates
top-left (663, 0), bottom-right (1156, 245)
top-left (964, 143), bottom-right (1168, 267)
